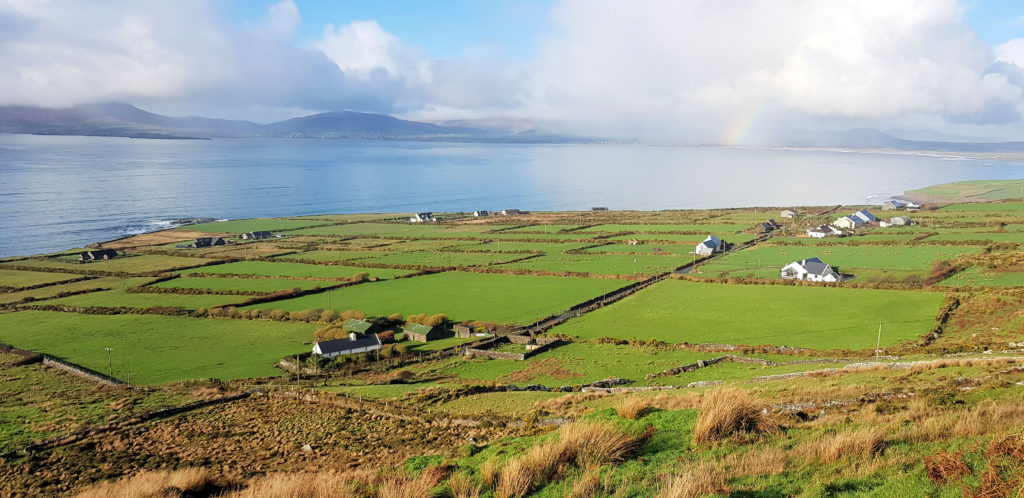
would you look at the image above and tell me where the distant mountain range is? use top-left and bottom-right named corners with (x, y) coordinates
top-left (766, 127), bottom-right (1024, 153)
top-left (0, 102), bottom-right (584, 143)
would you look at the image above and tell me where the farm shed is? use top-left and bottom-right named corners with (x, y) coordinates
top-left (695, 235), bottom-right (722, 256)
top-left (454, 324), bottom-right (474, 338)
top-left (853, 209), bottom-right (877, 223)
top-left (313, 334), bottom-right (382, 358)
top-left (780, 257), bottom-right (839, 282)
top-left (79, 249), bottom-right (118, 261)
top-left (403, 323), bottom-right (441, 342)
top-left (341, 318), bottom-right (385, 336)
top-left (241, 231), bottom-right (272, 240)
top-left (780, 209), bottom-right (796, 218)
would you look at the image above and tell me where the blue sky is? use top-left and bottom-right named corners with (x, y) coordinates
top-left (224, 0), bottom-right (555, 59)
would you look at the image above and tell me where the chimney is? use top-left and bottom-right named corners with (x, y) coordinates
top-left (349, 332), bottom-right (358, 341)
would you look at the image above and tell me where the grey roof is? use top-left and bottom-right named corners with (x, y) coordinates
top-left (854, 209), bottom-right (877, 222)
top-left (342, 318), bottom-right (375, 334)
top-left (315, 335), bottom-right (380, 355)
top-left (80, 249), bottom-right (117, 259)
top-left (799, 257), bottom-right (835, 276)
top-left (404, 323), bottom-right (434, 334)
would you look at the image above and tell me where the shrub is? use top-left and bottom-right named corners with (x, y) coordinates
top-left (341, 309), bottom-right (367, 321)
top-left (448, 470), bottom-right (482, 498)
top-left (692, 388), bottom-right (773, 445)
top-left (320, 309), bottom-right (340, 322)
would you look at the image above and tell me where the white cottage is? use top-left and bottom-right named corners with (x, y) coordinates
top-left (833, 216), bottom-right (862, 230)
top-left (312, 333), bottom-right (382, 358)
top-left (695, 235), bottom-right (722, 256)
top-left (780, 257), bottom-right (839, 282)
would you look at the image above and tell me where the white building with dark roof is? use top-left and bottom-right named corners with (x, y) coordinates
top-left (695, 235), bottom-right (722, 256)
top-left (312, 333), bottom-right (382, 358)
top-left (780, 257), bottom-right (839, 282)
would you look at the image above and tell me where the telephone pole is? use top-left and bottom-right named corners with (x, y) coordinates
top-left (875, 321), bottom-right (882, 357)
top-left (104, 347), bottom-right (113, 377)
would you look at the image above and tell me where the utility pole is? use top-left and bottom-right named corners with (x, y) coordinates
top-left (104, 347), bottom-right (113, 377)
top-left (633, 256), bottom-right (637, 276)
top-left (876, 321), bottom-right (882, 357)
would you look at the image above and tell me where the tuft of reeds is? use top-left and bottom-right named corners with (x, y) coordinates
top-left (377, 465), bottom-right (446, 498)
top-left (692, 388), bottom-right (773, 445)
top-left (480, 458), bottom-right (501, 490)
top-left (75, 468), bottom-right (230, 498)
top-left (615, 396), bottom-right (653, 420)
top-left (797, 427), bottom-right (885, 463)
top-left (656, 466), bottom-right (726, 498)
top-left (448, 470), bottom-right (482, 498)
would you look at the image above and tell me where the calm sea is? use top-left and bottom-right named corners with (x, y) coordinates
top-left (1, 134), bottom-right (1022, 258)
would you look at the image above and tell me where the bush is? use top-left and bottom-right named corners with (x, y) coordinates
top-left (692, 388), bottom-right (773, 445)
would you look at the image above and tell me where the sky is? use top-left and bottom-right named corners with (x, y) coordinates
top-left (1, 0), bottom-right (1024, 143)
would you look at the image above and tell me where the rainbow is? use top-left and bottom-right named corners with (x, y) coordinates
top-left (721, 107), bottom-right (760, 146)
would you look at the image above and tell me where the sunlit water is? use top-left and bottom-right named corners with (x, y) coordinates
top-left (1, 134), bottom-right (1022, 257)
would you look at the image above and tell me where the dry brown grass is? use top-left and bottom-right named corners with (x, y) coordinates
top-left (907, 399), bottom-right (1024, 443)
top-left (616, 396), bottom-right (653, 419)
top-left (924, 450), bottom-right (971, 484)
top-left (496, 421), bottom-right (649, 497)
top-left (692, 388), bottom-right (773, 445)
top-left (448, 471), bottom-right (482, 498)
top-left (649, 392), bottom-right (703, 411)
top-left (480, 458), bottom-right (501, 490)
top-left (796, 427), bottom-right (886, 463)
top-left (656, 466), bottom-right (727, 498)
top-left (905, 357), bottom-right (1018, 374)
top-left (722, 447), bottom-right (788, 476)
top-left (76, 468), bottom-right (230, 498)
top-left (377, 465), bottom-right (446, 498)
top-left (566, 467), bottom-right (602, 498)
top-left (225, 470), bottom-right (375, 498)
top-left (532, 392), bottom-right (609, 416)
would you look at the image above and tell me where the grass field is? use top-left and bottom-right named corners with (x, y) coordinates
top-left (498, 252), bottom-right (686, 276)
top-left (274, 249), bottom-right (381, 262)
top-left (177, 219), bottom-right (333, 233)
top-left (0, 269), bottom-right (81, 289)
top-left (0, 277), bottom-right (148, 305)
top-left (179, 261), bottom-right (413, 279)
top-left (695, 244), bottom-right (978, 279)
top-left (241, 271), bottom-right (625, 324)
top-left (39, 287), bottom-right (239, 310)
top-left (908, 180), bottom-right (1024, 201)
top-left (152, 276), bottom-right (329, 292)
top-left (1, 254), bottom-right (210, 275)
top-left (581, 224), bottom-right (752, 233)
top-left (941, 266), bottom-right (1024, 287)
top-left (550, 279), bottom-right (944, 349)
top-left (0, 311), bottom-right (317, 384)
top-left (289, 222), bottom-right (504, 238)
top-left (352, 250), bottom-right (529, 267)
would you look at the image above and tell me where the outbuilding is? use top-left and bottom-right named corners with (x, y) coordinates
top-left (79, 249), bottom-right (118, 261)
top-left (403, 323), bottom-right (441, 342)
top-left (780, 209), bottom-right (796, 218)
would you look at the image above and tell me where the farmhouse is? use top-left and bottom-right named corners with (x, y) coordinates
top-left (695, 235), bottom-right (723, 256)
top-left (780, 257), bottom-right (840, 282)
top-left (780, 209), bottom-right (796, 218)
top-left (833, 216), bottom-right (862, 230)
top-left (193, 237), bottom-right (227, 248)
top-left (403, 323), bottom-right (441, 342)
top-left (312, 333), bottom-right (382, 358)
top-left (410, 212), bottom-right (435, 223)
top-left (881, 200), bottom-right (903, 211)
top-left (78, 249), bottom-right (118, 261)
top-left (473, 210), bottom-right (489, 217)
top-left (853, 209), bottom-right (877, 223)
top-left (241, 231), bottom-right (272, 240)
top-left (341, 318), bottom-right (385, 336)
top-left (502, 209), bottom-right (527, 216)
top-left (806, 225), bottom-right (842, 238)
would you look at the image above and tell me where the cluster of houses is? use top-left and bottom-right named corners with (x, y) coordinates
top-left (881, 199), bottom-right (920, 211)
top-left (175, 230), bottom-right (280, 248)
top-left (410, 209), bottom-right (530, 222)
top-left (410, 212), bottom-right (437, 223)
top-left (759, 219), bottom-right (780, 233)
top-left (805, 207), bottom-right (913, 238)
top-left (78, 248), bottom-right (118, 262)
top-left (312, 318), bottom-right (484, 359)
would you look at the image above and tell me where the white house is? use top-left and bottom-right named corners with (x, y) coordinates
top-left (806, 225), bottom-right (842, 238)
top-left (780, 209), bottom-right (797, 219)
top-left (312, 333), bottom-right (382, 358)
top-left (833, 216), bottom-right (862, 230)
top-left (780, 257), bottom-right (839, 282)
top-left (853, 209), bottom-right (877, 223)
top-left (695, 235), bottom-right (722, 256)
top-left (410, 212), bottom-right (435, 223)
top-left (880, 216), bottom-right (911, 227)
top-left (881, 200), bottom-right (903, 211)
top-left (473, 210), bottom-right (489, 217)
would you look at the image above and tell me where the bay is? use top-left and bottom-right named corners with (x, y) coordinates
top-left (1, 133), bottom-right (1022, 258)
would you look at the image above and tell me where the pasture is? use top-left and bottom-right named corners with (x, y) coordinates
top-left (152, 276), bottom-right (328, 293)
top-left (0, 311), bottom-right (316, 384)
top-left (1, 254), bottom-right (210, 275)
top-left (0, 269), bottom-right (81, 289)
top-left (497, 252), bottom-right (686, 276)
top-left (241, 271), bottom-right (625, 324)
top-left (550, 279), bottom-right (944, 349)
top-left (179, 261), bottom-right (413, 279)
top-left (177, 218), bottom-right (332, 233)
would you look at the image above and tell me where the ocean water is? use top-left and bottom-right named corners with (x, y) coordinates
top-left (1, 134), bottom-right (1022, 258)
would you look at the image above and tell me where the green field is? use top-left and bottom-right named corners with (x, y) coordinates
top-left (40, 287), bottom-right (238, 310)
top-left (274, 249), bottom-right (382, 262)
top-left (0, 311), bottom-right (316, 384)
top-left (941, 265), bottom-right (1024, 287)
top-left (0, 277), bottom-right (148, 305)
top-left (696, 244), bottom-right (978, 279)
top-left (152, 276), bottom-right (329, 293)
top-left (0, 254), bottom-right (210, 275)
top-left (0, 269), bottom-right (80, 289)
top-left (242, 271), bottom-right (625, 324)
top-left (582, 224), bottom-right (751, 233)
top-left (289, 222), bottom-right (504, 238)
top-left (498, 252), bottom-right (686, 276)
top-left (551, 279), bottom-right (944, 349)
top-left (179, 260), bottom-right (413, 279)
top-left (352, 250), bottom-right (529, 268)
top-left (908, 180), bottom-right (1024, 201)
top-left (178, 218), bottom-right (333, 233)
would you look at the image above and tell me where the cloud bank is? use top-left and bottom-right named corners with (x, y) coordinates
top-left (1, 0), bottom-right (1024, 141)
